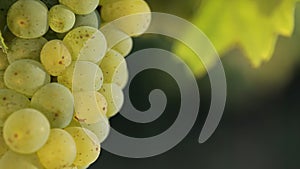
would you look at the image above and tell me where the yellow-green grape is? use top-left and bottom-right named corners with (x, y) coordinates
top-left (58, 61), bottom-right (103, 91)
top-left (98, 83), bottom-right (124, 118)
top-left (77, 165), bottom-right (89, 169)
top-left (7, 0), bottom-right (49, 39)
top-left (99, 49), bottom-right (128, 88)
top-left (81, 116), bottom-right (110, 144)
top-left (0, 151), bottom-right (44, 169)
top-left (37, 129), bottom-right (77, 169)
top-left (49, 5), bottom-right (76, 33)
top-left (101, 0), bottom-right (151, 36)
top-left (4, 59), bottom-right (50, 97)
top-left (63, 26), bottom-right (107, 63)
top-left (73, 91), bottom-right (108, 124)
top-left (7, 37), bottom-right (48, 63)
top-left (0, 128), bottom-right (9, 158)
top-left (3, 108), bottom-right (50, 154)
top-left (40, 40), bottom-right (72, 76)
top-left (0, 71), bottom-right (6, 89)
top-left (0, 89), bottom-right (30, 127)
top-left (31, 83), bottom-right (74, 128)
top-left (64, 127), bottom-right (101, 166)
top-left (68, 114), bottom-right (109, 144)
top-left (59, 0), bottom-right (99, 15)
top-left (100, 25), bottom-right (133, 57)
top-left (73, 10), bottom-right (101, 29)
top-left (0, 50), bottom-right (8, 70)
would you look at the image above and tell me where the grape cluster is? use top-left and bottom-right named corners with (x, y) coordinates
top-left (0, 0), bottom-right (151, 168)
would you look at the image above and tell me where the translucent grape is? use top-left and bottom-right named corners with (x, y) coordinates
top-left (81, 117), bottom-right (110, 144)
top-left (100, 25), bottom-right (133, 57)
top-left (3, 108), bottom-right (50, 154)
top-left (99, 49), bottom-right (128, 88)
top-left (63, 26), bottom-right (107, 63)
top-left (59, 0), bottom-right (99, 15)
top-left (49, 5), bottom-right (76, 33)
top-left (57, 61), bottom-right (103, 91)
top-left (0, 151), bottom-right (44, 169)
top-left (98, 83), bottom-right (124, 118)
top-left (65, 127), bottom-right (101, 166)
top-left (68, 117), bottom-right (109, 143)
top-left (7, 0), bottom-right (49, 38)
top-left (4, 59), bottom-right (50, 97)
top-left (73, 10), bottom-right (101, 29)
top-left (0, 71), bottom-right (6, 89)
top-left (31, 83), bottom-right (74, 128)
top-left (73, 91), bottom-right (108, 124)
top-left (7, 37), bottom-right (48, 63)
top-left (100, 0), bottom-right (151, 36)
top-left (0, 88), bottom-right (30, 127)
top-left (37, 129), bottom-right (77, 169)
top-left (0, 50), bottom-right (8, 70)
top-left (40, 40), bottom-right (72, 76)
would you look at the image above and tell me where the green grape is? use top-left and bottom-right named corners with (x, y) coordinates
top-left (0, 71), bottom-right (6, 89)
top-left (4, 59), bottom-right (50, 97)
top-left (100, 0), bottom-right (151, 36)
top-left (100, 26), bottom-right (133, 57)
top-left (77, 165), bottom-right (89, 169)
top-left (81, 116), bottom-right (110, 144)
top-left (67, 117), bottom-right (110, 143)
top-left (31, 83), bottom-right (74, 128)
top-left (63, 26), bottom-right (107, 63)
top-left (99, 49), bottom-right (128, 88)
top-left (58, 61), bottom-right (103, 91)
top-left (0, 50), bottom-right (8, 70)
top-left (0, 88), bottom-right (30, 127)
top-left (59, 0), bottom-right (99, 15)
top-left (7, 37), bottom-right (48, 63)
top-left (98, 83), bottom-right (124, 118)
top-left (49, 5), bottom-right (76, 33)
top-left (73, 10), bottom-right (101, 29)
top-left (0, 128), bottom-right (9, 158)
top-left (73, 91), bottom-right (108, 124)
top-left (37, 129), bottom-right (77, 169)
top-left (0, 151), bottom-right (44, 169)
top-left (40, 40), bottom-right (72, 76)
top-left (64, 127), bottom-right (101, 166)
top-left (7, 0), bottom-right (49, 39)
top-left (3, 108), bottom-right (50, 154)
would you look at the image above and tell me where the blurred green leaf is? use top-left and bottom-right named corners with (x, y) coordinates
top-left (174, 0), bottom-right (297, 76)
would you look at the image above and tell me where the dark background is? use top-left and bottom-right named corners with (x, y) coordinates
top-left (91, 1), bottom-right (300, 169)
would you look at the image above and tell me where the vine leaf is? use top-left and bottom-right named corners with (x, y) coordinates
top-left (174, 0), bottom-right (297, 76)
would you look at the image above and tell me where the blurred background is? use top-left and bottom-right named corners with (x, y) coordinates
top-left (92, 1), bottom-right (300, 169)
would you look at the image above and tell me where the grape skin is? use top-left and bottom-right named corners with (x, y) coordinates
top-left (98, 83), bottom-right (124, 118)
top-left (63, 26), bottom-right (107, 63)
top-left (64, 127), bottom-right (100, 167)
top-left (100, 0), bottom-right (151, 36)
top-left (59, 0), bottom-right (99, 15)
top-left (31, 83), bottom-right (74, 128)
top-left (99, 49), bottom-right (128, 89)
top-left (7, 37), bottom-right (48, 63)
top-left (40, 40), bottom-right (72, 76)
top-left (4, 59), bottom-right (50, 97)
top-left (73, 10), bottom-right (101, 29)
top-left (7, 0), bottom-right (49, 39)
top-left (49, 5), bottom-right (76, 33)
top-left (0, 88), bottom-right (30, 127)
top-left (3, 108), bottom-right (50, 154)
top-left (37, 128), bottom-right (77, 169)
